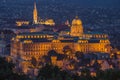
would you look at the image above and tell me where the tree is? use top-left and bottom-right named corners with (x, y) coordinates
top-left (63, 46), bottom-right (74, 60)
top-left (31, 57), bottom-right (37, 67)
top-left (48, 50), bottom-right (58, 56)
top-left (63, 46), bottom-right (73, 55)
top-left (96, 69), bottom-right (120, 80)
top-left (80, 68), bottom-right (97, 80)
top-left (37, 64), bottom-right (60, 80)
top-left (75, 51), bottom-right (84, 60)
top-left (0, 57), bottom-right (30, 80)
top-left (0, 57), bottom-right (14, 80)
top-left (37, 64), bottom-right (73, 80)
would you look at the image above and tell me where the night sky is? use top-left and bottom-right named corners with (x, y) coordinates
top-left (1, 0), bottom-right (120, 8)
top-left (37, 0), bottom-right (120, 8)
top-left (40, 0), bottom-right (120, 8)
top-left (72, 0), bottom-right (120, 7)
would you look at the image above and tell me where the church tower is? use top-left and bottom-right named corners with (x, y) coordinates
top-left (33, 1), bottom-right (38, 24)
top-left (70, 16), bottom-right (83, 36)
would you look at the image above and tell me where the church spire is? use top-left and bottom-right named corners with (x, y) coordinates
top-left (33, 0), bottom-right (38, 24)
top-left (34, 1), bottom-right (37, 10)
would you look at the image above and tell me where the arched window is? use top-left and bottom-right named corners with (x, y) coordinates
top-left (28, 36), bottom-right (30, 38)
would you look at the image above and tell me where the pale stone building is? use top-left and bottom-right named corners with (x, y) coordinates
top-left (11, 17), bottom-right (111, 66)
top-left (10, 1), bottom-right (112, 74)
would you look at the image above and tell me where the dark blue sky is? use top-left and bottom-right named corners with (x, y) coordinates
top-left (39, 0), bottom-right (120, 8)
top-left (78, 0), bottom-right (120, 7)
top-left (1, 0), bottom-right (120, 8)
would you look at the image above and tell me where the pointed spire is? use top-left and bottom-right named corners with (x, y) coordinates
top-left (33, 0), bottom-right (38, 24)
top-left (34, 0), bottom-right (37, 10)
top-left (75, 16), bottom-right (79, 19)
top-left (75, 10), bottom-right (79, 18)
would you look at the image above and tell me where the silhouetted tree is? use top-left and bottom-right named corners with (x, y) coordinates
top-left (75, 51), bottom-right (84, 60)
top-left (48, 50), bottom-right (58, 56)
top-left (31, 57), bottom-right (37, 67)
top-left (96, 69), bottom-right (120, 80)
top-left (0, 57), bottom-right (30, 80)
top-left (63, 46), bottom-right (73, 55)
top-left (37, 64), bottom-right (73, 80)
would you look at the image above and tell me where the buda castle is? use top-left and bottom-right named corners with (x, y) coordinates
top-left (11, 2), bottom-right (112, 74)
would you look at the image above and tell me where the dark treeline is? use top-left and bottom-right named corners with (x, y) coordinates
top-left (0, 57), bottom-right (30, 80)
top-left (0, 56), bottom-right (120, 80)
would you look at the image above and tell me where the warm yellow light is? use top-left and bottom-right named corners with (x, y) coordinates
top-left (16, 21), bottom-right (29, 26)
top-left (24, 40), bottom-right (33, 43)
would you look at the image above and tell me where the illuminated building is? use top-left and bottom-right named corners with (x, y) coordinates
top-left (44, 19), bottom-right (55, 26)
top-left (10, 2), bottom-right (112, 74)
top-left (16, 21), bottom-right (30, 26)
top-left (65, 20), bottom-right (70, 27)
top-left (70, 16), bottom-right (83, 36)
top-left (33, 2), bottom-right (38, 24)
top-left (15, 1), bottom-right (55, 27)
top-left (32, 1), bottom-right (55, 26)
top-left (11, 17), bottom-right (112, 74)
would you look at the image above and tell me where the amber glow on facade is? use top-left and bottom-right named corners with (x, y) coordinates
top-left (44, 19), bottom-right (55, 26)
top-left (16, 21), bottom-right (30, 26)
top-left (71, 16), bottom-right (83, 36)
top-left (32, 2), bottom-right (55, 26)
top-left (33, 2), bottom-right (38, 24)
top-left (10, 1), bottom-right (113, 74)
top-left (11, 17), bottom-right (112, 64)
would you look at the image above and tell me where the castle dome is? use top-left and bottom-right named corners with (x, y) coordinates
top-left (70, 16), bottom-right (83, 36)
top-left (72, 16), bottom-right (82, 25)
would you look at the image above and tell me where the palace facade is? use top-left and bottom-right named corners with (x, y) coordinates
top-left (10, 2), bottom-right (112, 74)
top-left (11, 16), bottom-right (111, 61)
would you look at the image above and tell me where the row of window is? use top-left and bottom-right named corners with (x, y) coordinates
top-left (100, 40), bottom-right (110, 43)
top-left (23, 47), bottom-right (63, 51)
top-left (83, 34), bottom-right (108, 38)
top-left (16, 35), bottom-right (53, 39)
top-left (24, 52), bottom-right (45, 55)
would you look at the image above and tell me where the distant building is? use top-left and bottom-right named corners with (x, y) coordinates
top-left (33, 2), bottom-right (55, 26)
top-left (16, 21), bottom-right (30, 27)
top-left (44, 19), bottom-right (55, 26)
top-left (65, 20), bottom-right (70, 27)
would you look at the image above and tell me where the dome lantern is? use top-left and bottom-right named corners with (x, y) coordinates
top-left (72, 16), bottom-right (82, 25)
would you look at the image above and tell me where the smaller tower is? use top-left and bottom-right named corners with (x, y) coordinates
top-left (33, 1), bottom-right (38, 24)
top-left (65, 20), bottom-right (70, 27)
